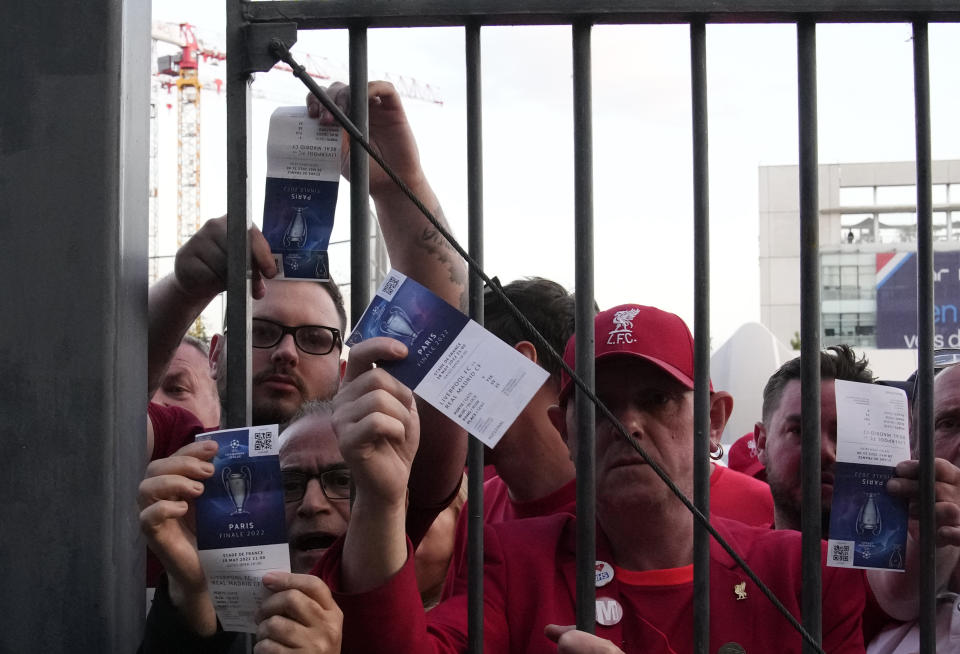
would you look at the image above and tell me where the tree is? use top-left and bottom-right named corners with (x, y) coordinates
top-left (790, 331), bottom-right (801, 351)
top-left (187, 315), bottom-right (209, 344)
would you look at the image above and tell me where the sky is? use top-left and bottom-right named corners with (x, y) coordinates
top-left (150, 2), bottom-right (960, 347)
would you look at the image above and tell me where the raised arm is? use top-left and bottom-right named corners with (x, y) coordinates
top-left (310, 82), bottom-right (468, 539)
top-left (147, 216), bottom-right (276, 397)
top-left (331, 337), bottom-right (419, 592)
top-left (308, 81), bottom-right (467, 312)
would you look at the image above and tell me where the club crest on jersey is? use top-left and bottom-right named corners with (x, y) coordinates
top-left (607, 308), bottom-right (640, 345)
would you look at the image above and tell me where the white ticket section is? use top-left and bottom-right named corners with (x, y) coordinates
top-left (835, 379), bottom-right (910, 466)
top-left (197, 543), bottom-right (291, 633)
top-left (414, 320), bottom-right (550, 448)
top-left (265, 106), bottom-right (341, 181)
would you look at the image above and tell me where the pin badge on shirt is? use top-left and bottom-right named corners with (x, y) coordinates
top-left (595, 597), bottom-right (623, 626)
top-left (595, 561), bottom-right (614, 588)
top-left (718, 643), bottom-right (746, 654)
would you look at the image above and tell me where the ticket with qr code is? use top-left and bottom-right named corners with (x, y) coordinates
top-left (347, 269), bottom-right (549, 449)
top-left (194, 425), bottom-right (290, 632)
top-left (262, 106), bottom-right (341, 281)
top-left (827, 381), bottom-right (910, 571)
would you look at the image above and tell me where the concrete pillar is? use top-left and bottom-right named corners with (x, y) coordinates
top-left (0, 1), bottom-right (149, 650)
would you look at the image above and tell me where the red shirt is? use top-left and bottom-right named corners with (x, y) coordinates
top-left (148, 401), bottom-right (205, 460)
top-left (710, 464), bottom-right (775, 528)
top-left (320, 514), bottom-right (866, 654)
top-left (442, 476), bottom-right (577, 600)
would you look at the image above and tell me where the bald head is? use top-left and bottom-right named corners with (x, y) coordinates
top-left (931, 365), bottom-right (960, 467)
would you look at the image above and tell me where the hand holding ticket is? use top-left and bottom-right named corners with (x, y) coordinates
top-left (827, 380), bottom-right (911, 571)
top-left (347, 270), bottom-right (549, 448)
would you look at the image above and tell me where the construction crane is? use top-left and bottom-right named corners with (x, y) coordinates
top-left (155, 23), bottom-right (224, 250)
top-left (149, 20), bottom-right (443, 283)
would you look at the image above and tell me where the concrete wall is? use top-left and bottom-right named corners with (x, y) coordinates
top-left (0, 1), bottom-right (149, 650)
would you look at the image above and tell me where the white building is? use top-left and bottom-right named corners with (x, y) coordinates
top-left (757, 159), bottom-right (960, 380)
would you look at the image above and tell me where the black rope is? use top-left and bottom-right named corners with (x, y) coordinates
top-left (269, 39), bottom-right (826, 654)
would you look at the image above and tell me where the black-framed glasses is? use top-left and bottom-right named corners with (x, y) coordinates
top-left (252, 318), bottom-right (342, 356)
top-left (281, 468), bottom-right (352, 503)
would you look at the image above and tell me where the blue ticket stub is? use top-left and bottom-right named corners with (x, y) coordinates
top-left (827, 462), bottom-right (908, 570)
top-left (194, 427), bottom-right (287, 550)
top-left (262, 106), bottom-right (341, 281)
top-left (263, 178), bottom-right (338, 280)
top-left (347, 269), bottom-right (548, 448)
top-left (347, 270), bottom-right (471, 389)
top-left (194, 426), bottom-right (290, 632)
top-left (827, 380), bottom-right (911, 571)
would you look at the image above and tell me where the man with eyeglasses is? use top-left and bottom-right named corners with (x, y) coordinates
top-left (140, 401), bottom-right (350, 652)
top-left (148, 80), bottom-right (466, 430)
top-left (142, 81), bottom-right (469, 649)
top-left (146, 79), bottom-right (468, 537)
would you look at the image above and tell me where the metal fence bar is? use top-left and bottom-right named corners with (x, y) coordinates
top-left (796, 19), bottom-right (823, 654)
top-left (465, 21), bottom-right (486, 654)
top-left (243, 1), bottom-right (960, 27)
top-left (572, 18), bottom-right (597, 634)
top-left (222, 5), bottom-right (957, 651)
top-left (225, 0), bottom-right (253, 428)
top-left (690, 18), bottom-right (711, 654)
top-left (349, 28), bottom-right (372, 325)
top-left (912, 20), bottom-right (936, 654)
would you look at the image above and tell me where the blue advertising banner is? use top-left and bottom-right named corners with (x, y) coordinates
top-left (875, 250), bottom-right (960, 349)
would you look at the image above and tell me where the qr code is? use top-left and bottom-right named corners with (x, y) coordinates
top-left (253, 430), bottom-right (273, 452)
top-left (381, 274), bottom-right (401, 298)
top-left (829, 540), bottom-right (854, 566)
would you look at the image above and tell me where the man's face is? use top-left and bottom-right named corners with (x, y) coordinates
top-left (279, 413), bottom-right (351, 574)
top-left (152, 342), bottom-right (221, 428)
top-left (757, 378), bottom-right (837, 533)
top-left (214, 280), bottom-right (342, 425)
top-left (933, 365), bottom-right (960, 466)
top-left (563, 357), bottom-right (695, 515)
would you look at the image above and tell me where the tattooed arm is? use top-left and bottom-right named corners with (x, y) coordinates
top-left (310, 82), bottom-right (468, 542)
top-left (309, 81), bottom-right (467, 311)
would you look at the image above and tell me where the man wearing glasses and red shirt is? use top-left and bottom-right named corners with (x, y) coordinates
top-left (140, 402), bottom-right (350, 652)
top-left (141, 81), bottom-right (469, 651)
top-left (146, 80), bottom-right (467, 536)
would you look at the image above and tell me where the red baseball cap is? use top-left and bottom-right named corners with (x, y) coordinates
top-left (727, 432), bottom-right (766, 481)
top-left (559, 303), bottom-right (710, 402)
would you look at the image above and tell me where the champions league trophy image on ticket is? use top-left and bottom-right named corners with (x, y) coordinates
top-left (283, 207), bottom-right (308, 248)
top-left (222, 465), bottom-right (253, 516)
top-left (378, 305), bottom-right (421, 347)
top-left (855, 491), bottom-right (882, 558)
top-left (193, 425), bottom-right (290, 633)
